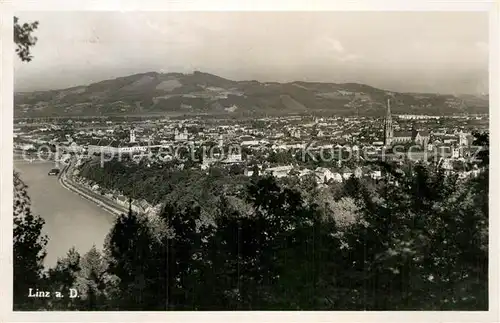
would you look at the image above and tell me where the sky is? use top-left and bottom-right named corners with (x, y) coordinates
top-left (14, 11), bottom-right (489, 94)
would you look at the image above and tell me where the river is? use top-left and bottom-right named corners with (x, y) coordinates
top-left (15, 162), bottom-right (116, 267)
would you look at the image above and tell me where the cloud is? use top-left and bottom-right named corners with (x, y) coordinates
top-left (328, 38), bottom-right (345, 53)
top-left (312, 36), bottom-right (362, 64)
top-left (338, 54), bottom-right (363, 63)
top-left (14, 11), bottom-right (488, 94)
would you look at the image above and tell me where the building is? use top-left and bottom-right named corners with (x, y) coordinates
top-left (458, 130), bottom-right (474, 146)
top-left (201, 157), bottom-right (218, 170)
top-left (174, 128), bottom-right (189, 141)
top-left (130, 199), bottom-right (151, 214)
top-left (290, 129), bottom-right (301, 139)
top-left (129, 128), bottom-right (136, 143)
top-left (342, 172), bottom-right (353, 180)
top-left (370, 170), bottom-right (382, 180)
top-left (413, 129), bottom-right (430, 146)
top-left (21, 143), bottom-right (35, 151)
top-left (392, 130), bottom-right (414, 144)
top-left (223, 153), bottom-right (243, 164)
top-left (397, 114), bottom-right (440, 120)
top-left (64, 142), bottom-right (83, 153)
top-left (265, 165), bottom-right (294, 178)
top-left (87, 139), bottom-right (150, 155)
top-left (241, 139), bottom-right (260, 147)
top-left (116, 195), bottom-right (128, 206)
top-left (383, 98), bottom-right (394, 146)
top-left (383, 99), bottom-right (430, 147)
top-left (314, 167), bottom-right (333, 184)
top-left (314, 167), bottom-right (343, 184)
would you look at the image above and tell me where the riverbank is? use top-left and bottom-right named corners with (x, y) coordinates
top-left (58, 162), bottom-right (128, 217)
top-left (14, 162), bottom-right (116, 267)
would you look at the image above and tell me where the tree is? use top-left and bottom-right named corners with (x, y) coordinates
top-left (14, 16), bottom-right (39, 62)
top-left (191, 177), bottom-right (333, 309)
top-left (334, 163), bottom-right (489, 310)
top-left (75, 245), bottom-right (112, 310)
top-left (472, 131), bottom-right (489, 167)
top-left (13, 18), bottom-right (44, 309)
top-left (228, 163), bottom-right (244, 176)
top-left (158, 203), bottom-right (213, 310)
top-left (45, 247), bottom-right (81, 310)
top-left (13, 172), bottom-right (48, 310)
top-left (326, 196), bottom-right (360, 228)
top-left (341, 175), bottom-right (362, 199)
top-left (105, 208), bottom-right (164, 310)
top-left (250, 164), bottom-right (260, 181)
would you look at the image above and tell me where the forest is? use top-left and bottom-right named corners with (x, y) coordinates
top-left (14, 155), bottom-right (488, 310)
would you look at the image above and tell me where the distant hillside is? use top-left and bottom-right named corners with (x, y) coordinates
top-left (14, 71), bottom-right (489, 118)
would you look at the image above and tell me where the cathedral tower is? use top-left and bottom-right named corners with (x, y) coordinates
top-left (129, 128), bottom-right (136, 143)
top-left (383, 98), bottom-right (393, 146)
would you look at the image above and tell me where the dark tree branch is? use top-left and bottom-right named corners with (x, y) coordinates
top-left (14, 16), bottom-right (39, 62)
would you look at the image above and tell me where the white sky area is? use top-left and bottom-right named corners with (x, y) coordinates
top-left (14, 11), bottom-right (489, 94)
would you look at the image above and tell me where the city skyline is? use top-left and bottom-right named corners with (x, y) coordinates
top-left (15, 11), bottom-right (488, 95)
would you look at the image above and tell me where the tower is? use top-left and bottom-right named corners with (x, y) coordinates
top-left (383, 98), bottom-right (393, 146)
top-left (411, 123), bottom-right (418, 141)
top-left (458, 130), bottom-right (467, 146)
top-left (129, 128), bottom-right (136, 143)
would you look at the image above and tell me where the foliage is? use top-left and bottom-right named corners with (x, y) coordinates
top-left (78, 159), bottom-right (249, 209)
top-left (16, 156), bottom-right (488, 310)
top-left (14, 16), bottom-right (39, 62)
top-left (75, 246), bottom-right (114, 310)
top-left (13, 172), bottom-right (48, 310)
top-left (104, 208), bottom-right (164, 310)
top-left (472, 131), bottom-right (489, 167)
top-left (45, 248), bottom-right (82, 310)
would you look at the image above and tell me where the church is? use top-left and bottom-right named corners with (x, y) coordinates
top-left (383, 99), bottom-right (430, 147)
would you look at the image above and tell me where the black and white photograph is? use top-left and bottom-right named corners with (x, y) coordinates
top-left (4, 2), bottom-right (497, 317)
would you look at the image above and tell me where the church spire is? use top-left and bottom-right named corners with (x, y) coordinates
top-left (383, 98), bottom-right (393, 146)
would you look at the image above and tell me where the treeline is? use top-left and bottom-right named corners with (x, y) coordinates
top-left (13, 160), bottom-right (488, 310)
top-left (78, 150), bottom-right (370, 208)
top-left (79, 159), bottom-right (250, 208)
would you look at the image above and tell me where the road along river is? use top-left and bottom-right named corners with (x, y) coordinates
top-left (14, 162), bottom-right (116, 267)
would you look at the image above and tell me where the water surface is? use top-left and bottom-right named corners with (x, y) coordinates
top-left (15, 162), bottom-right (116, 267)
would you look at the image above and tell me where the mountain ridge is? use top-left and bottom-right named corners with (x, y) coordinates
top-left (15, 71), bottom-right (489, 118)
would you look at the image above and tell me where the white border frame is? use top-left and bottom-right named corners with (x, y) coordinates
top-left (1, 1), bottom-right (498, 322)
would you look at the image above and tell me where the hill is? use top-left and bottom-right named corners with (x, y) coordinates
top-left (14, 71), bottom-right (489, 118)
